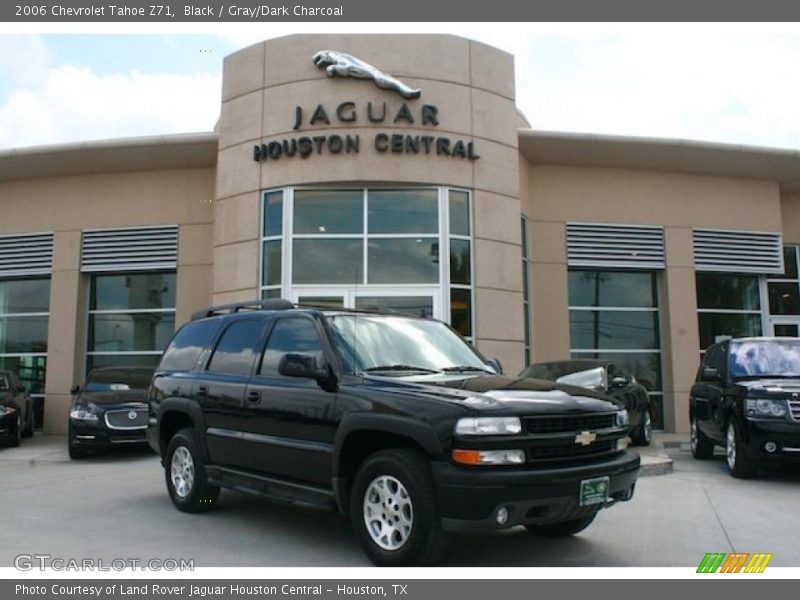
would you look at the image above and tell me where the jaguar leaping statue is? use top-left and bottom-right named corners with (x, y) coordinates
top-left (312, 50), bottom-right (422, 100)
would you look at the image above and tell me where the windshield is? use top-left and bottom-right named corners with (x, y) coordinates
top-left (523, 363), bottom-right (605, 390)
top-left (729, 340), bottom-right (800, 379)
top-left (327, 315), bottom-right (491, 375)
top-left (84, 369), bottom-right (153, 392)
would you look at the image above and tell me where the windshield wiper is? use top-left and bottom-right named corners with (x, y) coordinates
top-left (363, 365), bottom-right (440, 374)
top-left (441, 365), bottom-right (494, 374)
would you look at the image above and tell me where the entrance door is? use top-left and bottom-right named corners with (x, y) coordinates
top-left (770, 317), bottom-right (800, 337)
top-left (291, 288), bottom-right (440, 319)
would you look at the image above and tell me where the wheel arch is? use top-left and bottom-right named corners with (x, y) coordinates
top-left (156, 398), bottom-right (208, 461)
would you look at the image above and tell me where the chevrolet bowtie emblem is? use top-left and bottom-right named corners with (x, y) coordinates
top-left (575, 431), bottom-right (597, 446)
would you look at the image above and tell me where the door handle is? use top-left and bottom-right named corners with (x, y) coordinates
top-left (196, 385), bottom-right (209, 396)
top-left (247, 390), bottom-right (260, 403)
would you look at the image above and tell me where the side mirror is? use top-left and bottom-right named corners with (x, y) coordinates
top-left (702, 367), bottom-right (722, 382)
top-left (70, 385), bottom-right (80, 395)
top-left (610, 376), bottom-right (629, 389)
top-left (486, 358), bottom-right (503, 374)
top-left (278, 353), bottom-right (329, 381)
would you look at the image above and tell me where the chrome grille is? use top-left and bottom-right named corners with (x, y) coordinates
top-left (790, 397), bottom-right (800, 422)
top-left (525, 414), bottom-right (616, 434)
top-left (104, 409), bottom-right (148, 430)
top-left (522, 412), bottom-right (622, 463)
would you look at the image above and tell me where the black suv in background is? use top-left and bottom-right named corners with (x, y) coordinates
top-left (149, 300), bottom-right (640, 566)
top-left (0, 370), bottom-right (34, 447)
top-left (690, 337), bottom-right (800, 478)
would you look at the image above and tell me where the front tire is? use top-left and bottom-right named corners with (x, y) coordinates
top-left (726, 420), bottom-right (757, 479)
top-left (22, 405), bottom-right (34, 438)
top-left (164, 428), bottom-right (220, 512)
top-left (690, 415), bottom-right (714, 459)
top-left (525, 512), bottom-right (598, 537)
top-left (631, 410), bottom-right (652, 446)
top-left (350, 448), bottom-right (446, 567)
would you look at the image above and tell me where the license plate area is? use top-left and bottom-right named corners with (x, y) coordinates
top-left (579, 476), bottom-right (610, 506)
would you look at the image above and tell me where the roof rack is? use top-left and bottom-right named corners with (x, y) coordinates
top-left (191, 298), bottom-right (294, 320)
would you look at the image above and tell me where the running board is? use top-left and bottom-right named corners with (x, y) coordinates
top-left (205, 465), bottom-right (336, 510)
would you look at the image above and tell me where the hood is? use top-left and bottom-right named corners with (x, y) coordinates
top-left (76, 390), bottom-right (148, 407)
top-left (365, 374), bottom-right (622, 414)
top-left (736, 378), bottom-right (800, 395)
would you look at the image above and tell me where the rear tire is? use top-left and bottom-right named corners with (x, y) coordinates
top-left (350, 448), bottom-right (446, 567)
top-left (690, 415), bottom-right (714, 459)
top-left (525, 512), bottom-right (598, 537)
top-left (164, 428), bottom-right (220, 513)
top-left (726, 420), bottom-right (757, 479)
top-left (631, 410), bottom-right (652, 446)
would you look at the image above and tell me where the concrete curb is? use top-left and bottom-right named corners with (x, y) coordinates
top-left (634, 434), bottom-right (674, 477)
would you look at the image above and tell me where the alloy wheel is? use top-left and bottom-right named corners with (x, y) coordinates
top-left (170, 446), bottom-right (195, 498)
top-left (643, 412), bottom-right (652, 444)
top-left (690, 419), bottom-right (698, 453)
top-left (363, 475), bottom-right (414, 551)
top-left (726, 423), bottom-right (737, 471)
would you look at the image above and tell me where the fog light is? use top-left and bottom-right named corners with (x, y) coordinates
top-left (617, 437), bottom-right (629, 450)
top-left (496, 507), bottom-right (509, 526)
top-left (765, 441), bottom-right (778, 453)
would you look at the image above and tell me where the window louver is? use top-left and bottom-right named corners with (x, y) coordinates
top-left (693, 229), bottom-right (783, 274)
top-left (566, 223), bottom-right (665, 269)
top-left (81, 226), bottom-right (178, 272)
top-left (0, 232), bottom-right (54, 278)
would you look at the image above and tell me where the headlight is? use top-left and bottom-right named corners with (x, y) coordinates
top-left (616, 410), bottom-right (630, 428)
top-left (0, 405), bottom-right (16, 416)
top-left (746, 398), bottom-right (787, 419)
top-left (452, 449), bottom-right (526, 465)
top-left (455, 416), bottom-right (522, 435)
top-left (69, 404), bottom-right (99, 422)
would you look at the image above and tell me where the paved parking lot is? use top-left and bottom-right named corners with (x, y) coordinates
top-left (2, 435), bottom-right (799, 567)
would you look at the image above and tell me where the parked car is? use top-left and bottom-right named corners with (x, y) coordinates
top-left (68, 366), bottom-right (154, 459)
top-left (0, 370), bottom-right (34, 447)
top-left (690, 337), bottom-right (800, 478)
top-left (149, 299), bottom-right (640, 566)
top-left (520, 360), bottom-right (653, 446)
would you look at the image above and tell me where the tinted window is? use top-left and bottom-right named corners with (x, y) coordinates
top-left (260, 318), bottom-right (324, 376)
top-left (85, 368), bottom-right (153, 392)
top-left (704, 344), bottom-right (727, 378)
top-left (160, 319), bottom-right (220, 372)
top-left (208, 320), bottom-right (266, 376)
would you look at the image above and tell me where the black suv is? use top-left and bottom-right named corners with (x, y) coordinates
top-left (148, 300), bottom-right (640, 566)
top-left (690, 337), bottom-right (800, 478)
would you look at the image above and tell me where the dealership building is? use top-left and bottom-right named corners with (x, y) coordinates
top-left (3, 33), bottom-right (800, 434)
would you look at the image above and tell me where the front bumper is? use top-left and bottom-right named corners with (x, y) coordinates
top-left (0, 412), bottom-right (18, 439)
top-left (433, 451), bottom-right (640, 532)
top-left (70, 420), bottom-right (148, 449)
top-left (742, 418), bottom-right (800, 461)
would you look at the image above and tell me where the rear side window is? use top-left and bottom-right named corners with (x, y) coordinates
top-left (208, 319), bottom-right (267, 377)
top-left (259, 317), bottom-right (324, 376)
top-left (159, 319), bottom-right (220, 372)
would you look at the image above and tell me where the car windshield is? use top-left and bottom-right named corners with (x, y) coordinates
top-left (326, 314), bottom-right (492, 375)
top-left (84, 369), bottom-right (153, 392)
top-left (729, 340), bottom-right (800, 379)
top-left (523, 364), bottom-right (605, 390)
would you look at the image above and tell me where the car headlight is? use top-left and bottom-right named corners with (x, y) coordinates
top-left (69, 404), bottom-right (99, 422)
top-left (616, 410), bottom-right (630, 428)
top-left (0, 405), bottom-right (17, 416)
top-left (455, 416), bottom-right (522, 435)
top-left (746, 398), bottom-right (787, 419)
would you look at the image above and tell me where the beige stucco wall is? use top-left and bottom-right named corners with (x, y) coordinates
top-left (781, 192), bottom-right (800, 243)
top-left (0, 168), bottom-right (215, 432)
top-left (521, 164), bottom-right (783, 432)
top-left (216, 34), bottom-right (525, 373)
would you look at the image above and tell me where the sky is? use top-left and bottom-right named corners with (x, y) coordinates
top-left (2, 27), bottom-right (800, 151)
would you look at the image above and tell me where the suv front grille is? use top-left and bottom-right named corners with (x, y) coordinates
top-left (105, 409), bottom-right (148, 430)
top-left (524, 414), bottom-right (616, 434)
top-left (527, 440), bottom-right (616, 460)
top-left (790, 397), bottom-right (800, 422)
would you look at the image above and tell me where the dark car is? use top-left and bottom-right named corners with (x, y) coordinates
top-left (68, 366), bottom-right (154, 459)
top-left (0, 370), bottom-right (35, 447)
top-left (148, 299), bottom-right (639, 567)
top-left (690, 337), bottom-right (800, 478)
top-left (521, 360), bottom-right (653, 446)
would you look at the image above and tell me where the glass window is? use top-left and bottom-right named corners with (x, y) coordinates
top-left (696, 273), bottom-right (760, 310)
top-left (450, 288), bottom-right (472, 337)
top-left (449, 190), bottom-right (470, 237)
top-left (0, 316), bottom-right (48, 353)
top-left (569, 270), bottom-right (657, 308)
top-left (571, 352), bottom-right (663, 395)
top-left (159, 319), bottom-right (220, 372)
top-left (88, 313), bottom-right (175, 353)
top-left (297, 296), bottom-right (345, 309)
top-left (87, 354), bottom-right (160, 371)
top-left (293, 190), bottom-right (363, 234)
top-left (775, 324), bottom-right (799, 337)
top-left (355, 296), bottom-right (434, 318)
top-left (698, 313), bottom-right (761, 350)
top-left (293, 239), bottom-right (363, 284)
top-left (0, 278), bottom-right (50, 314)
top-left (449, 239), bottom-right (471, 285)
top-left (368, 190), bottom-right (438, 234)
top-left (263, 190), bottom-right (283, 238)
top-left (262, 240), bottom-right (282, 287)
top-left (768, 282), bottom-right (800, 315)
top-left (90, 273), bottom-right (176, 311)
top-left (773, 246), bottom-right (799, 280)
top-left (570, 310), bottom-right (660, 350)
top-left (208, 320), bottom-right (266, 376)
top-left (0, 356), bottom-right (46, 396)
top-left (368, 238), bottom-right (439, 284)
top-left (260, 317), bottom-right (324, 377)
